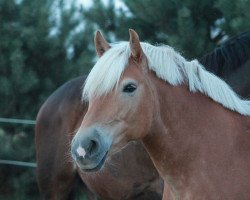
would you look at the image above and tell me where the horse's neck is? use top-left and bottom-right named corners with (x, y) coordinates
top-left (142, 80), bottom-right (248, 199)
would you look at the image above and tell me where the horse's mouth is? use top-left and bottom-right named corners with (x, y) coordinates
top-left (80, 151), bottom-right (108, 172)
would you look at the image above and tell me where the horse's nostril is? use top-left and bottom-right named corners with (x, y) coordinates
top-left (88, 140), bottom-right (98, 155)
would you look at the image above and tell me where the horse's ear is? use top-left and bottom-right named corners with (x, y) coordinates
top-left (94, 31), bottom-right (111, 57)
top-left (129, 29), bottom-right (143, 62)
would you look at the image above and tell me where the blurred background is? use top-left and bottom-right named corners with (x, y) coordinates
top-left (0, 0), bottom-right (249, 199)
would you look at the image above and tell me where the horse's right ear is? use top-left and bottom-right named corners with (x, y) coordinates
top-left (94, 31), bottom-right (111, 57)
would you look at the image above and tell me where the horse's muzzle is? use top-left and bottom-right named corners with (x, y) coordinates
top-left (71, 126), bottom-right (111, 172)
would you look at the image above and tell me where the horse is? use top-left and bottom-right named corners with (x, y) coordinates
top-left (71, 29), bottom-right (250, 200)
top-left (198, 30), bottom-right (250, 98)
top-left (36, 30), bottom-right (250, 200)
top-left (35, 74), bottom-right (163, 200)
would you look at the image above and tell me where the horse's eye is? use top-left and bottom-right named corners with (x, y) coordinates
top-left (123, 83), bottom-right (137, 93)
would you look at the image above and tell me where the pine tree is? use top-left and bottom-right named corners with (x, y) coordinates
top-left (215, 0), bottom-right (250, 35)
top-left (0, 0), bottom-right (93, 199)
top-left (82, 0), bottom-right (249, 59)
top-left (0, 0), bottom-right (94, 119)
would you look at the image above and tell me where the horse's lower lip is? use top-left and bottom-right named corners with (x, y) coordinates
top-left (81, 151), bottom-right (108, 172)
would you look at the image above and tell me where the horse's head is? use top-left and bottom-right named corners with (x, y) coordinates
top-left (71, 30), bottom-right (157, 172)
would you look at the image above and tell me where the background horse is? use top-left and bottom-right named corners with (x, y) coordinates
top-left (199, 30), bottom-right (250, 97)
top-left (71, 29), bottom-right (250, 199)
top-left (36, 30), bottom-right (250, 199)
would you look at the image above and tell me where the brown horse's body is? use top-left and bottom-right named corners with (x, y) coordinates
top-left (35, 76), bottom-right (163, 200)
top-left (71, 30), bottom-right (250, 200)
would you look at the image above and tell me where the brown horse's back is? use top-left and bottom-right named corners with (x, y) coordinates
top-left (35, 76), bottom-right (163, 200)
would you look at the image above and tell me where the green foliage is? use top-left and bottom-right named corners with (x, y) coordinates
top-left (0, 0), bottom-right (93, 199)
top-left (0, 128), bottom-right (38, 200)
top-left (82, 0), bottom-right (249, 58)
top-left (215, 0), bottom-right (250, 34)
top-left (0, 0), bottom-right (94, 119)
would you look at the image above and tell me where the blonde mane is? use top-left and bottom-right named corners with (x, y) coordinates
top-left (83, 42), bottom-right (250, 116)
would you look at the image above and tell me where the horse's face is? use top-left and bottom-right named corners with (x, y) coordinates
top-left (71, 30), bottom-right (156, 172)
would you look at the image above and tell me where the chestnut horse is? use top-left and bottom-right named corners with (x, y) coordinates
top-left (36, 30), bottom-right (250, 200)
top-left (36, 75), bottom-right (163, 200)
top-left (71, 29), bottom-right (250, 200)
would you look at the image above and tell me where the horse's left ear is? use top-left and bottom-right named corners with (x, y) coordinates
top-left (94, 30), bottom-right (111, 57)
top-left (129, 29), bottom-right (143, 62)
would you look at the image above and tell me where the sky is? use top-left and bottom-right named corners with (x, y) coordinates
top-left (72, 0), bottom-right (127, 10)
top-left (77, 0), bottom-right (126, 8)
